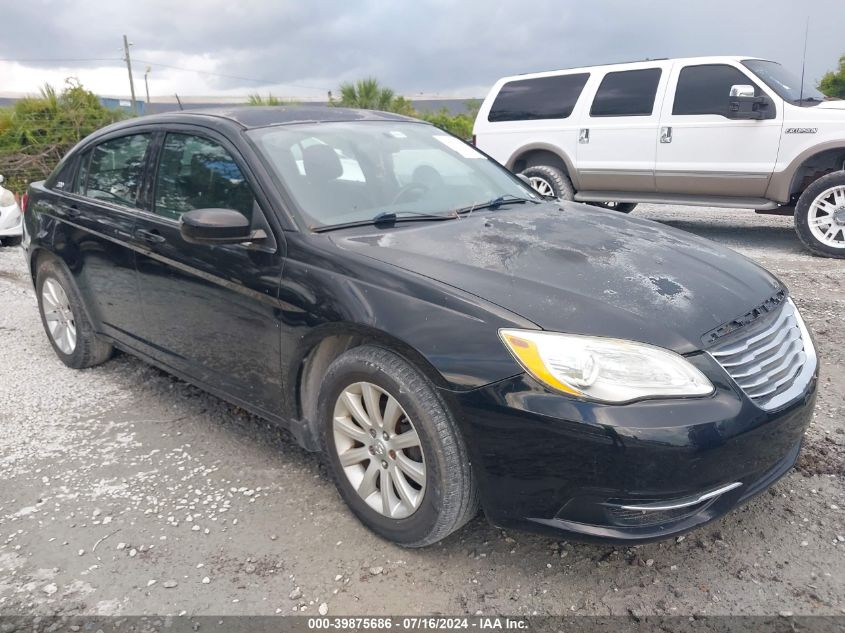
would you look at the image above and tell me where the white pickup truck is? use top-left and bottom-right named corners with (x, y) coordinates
top-left (473, 56), bottom-right (845, 258)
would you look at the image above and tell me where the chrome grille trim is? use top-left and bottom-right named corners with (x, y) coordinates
top-left (709, 299), bottom-right (816, 411)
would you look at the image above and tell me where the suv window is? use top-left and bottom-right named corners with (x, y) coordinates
top-left (85, 134), bottom-right (150, 206)
top-left (673, 64), bottom-right (762, 116)
top-left (590, 68), bottom-right (662, 117)
top-left (488, 73), bottom-right (590, 122)
top-left (154, 133), bottom-right (254, 221)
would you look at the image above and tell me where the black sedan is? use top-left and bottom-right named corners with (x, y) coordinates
top-left (23, 107), bottom-right (818, 547)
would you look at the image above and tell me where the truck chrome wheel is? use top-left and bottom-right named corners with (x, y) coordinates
top-left (332, 381), bottom-right (426, 519)
top-left (528, 176), bottom-right (555, 197)
top-left (808, 185), bottom-right (845, 249)
top-left (41, 277), bottom-right (77, 354)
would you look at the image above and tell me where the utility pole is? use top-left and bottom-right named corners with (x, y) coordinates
top-left (144, 66), bottom-right (152, 113)
top-left (122, 34), bottom-right (138, 114)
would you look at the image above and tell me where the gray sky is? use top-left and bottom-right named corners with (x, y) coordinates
top-left (0, 0), bottom-right (843, 99)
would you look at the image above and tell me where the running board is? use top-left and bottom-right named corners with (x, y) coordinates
top-left (573, 191), bottom-right (780, 211)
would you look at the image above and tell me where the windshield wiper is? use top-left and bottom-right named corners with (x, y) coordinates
top-left (311, 210), bottom-right (458, 233)
top-left (453, 194), bottom-right (540, 216)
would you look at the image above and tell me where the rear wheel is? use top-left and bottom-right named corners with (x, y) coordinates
top-left (795, 171), bottom-right (845, 258)
top-left (319, 345), bottom-right (479, 547)
top-left (0, 235), bottom-right (22, 247)
top-left (36, 258), bottom-right (113, 368)
top-left (520, 165), bottom-right (574, 200)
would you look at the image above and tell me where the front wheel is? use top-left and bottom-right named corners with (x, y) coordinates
top-left (319, 345), bottom-right (479, 547)
top-left (587, 201), bottom-right (638, 214)
top-left (795, 171), bottom-right (845, 258)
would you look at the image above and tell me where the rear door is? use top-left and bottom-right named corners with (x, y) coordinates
top-left (655, 61), bottom-right (783, 196)
top-left (132, 127), bottom-right (285, 414)
top-left (53, 132), bottom-right (151, 344)
top-left (575, 63), bottom-right (670, 192)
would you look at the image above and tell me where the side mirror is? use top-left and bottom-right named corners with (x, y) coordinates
top-left (727, 87), bottom-right (776, 120)
top-left (180, 208), bottom-right (261, 245)
top-left (730, 84), bottom-right (755, 98)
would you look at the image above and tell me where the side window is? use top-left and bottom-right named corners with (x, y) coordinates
top-left (85, 134), bottom-right (150, 206)
top-left (154, 133), bottom-right (254, 221)
top-left (52, 158), bottom-right (78, 192)
top-left (673, 64), bottom-right (761, 116)
top-left (590, 68), bottom-right (662, 117)
top-left (488, 73), bottom-right (590, 122)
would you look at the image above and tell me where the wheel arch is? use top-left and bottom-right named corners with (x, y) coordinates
top-left (506, 144), bottom-right (580, 189)
top-left (290, 322), bottom-right (452, 450)
top-left (768, 143), bottom-right (845, 203)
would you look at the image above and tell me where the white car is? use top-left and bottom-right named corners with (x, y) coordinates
top-left (0, 175), bottom-right (23, 247)
top-left (474, 56), bottom-right (845, 257)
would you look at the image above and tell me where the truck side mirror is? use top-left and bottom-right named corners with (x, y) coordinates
top-left (727, 86), bottom-right (776, 121)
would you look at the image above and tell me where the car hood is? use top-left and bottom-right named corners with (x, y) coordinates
top-left (814, 100), bottom-right (845, 110)
top-left (332, 203), bottom-right (783, 353)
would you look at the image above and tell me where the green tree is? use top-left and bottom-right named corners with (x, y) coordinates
top-left (337, 77), bottom-right (396, 111)
top-left (246, 93), bottom-right (300, 106)
top-left (0, 79), bottom-right (126, 193)
top-left (818, 54), bottom-right (845, 99)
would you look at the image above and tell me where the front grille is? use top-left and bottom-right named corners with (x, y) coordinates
top-left (709, 299), bottom-right (812, 410)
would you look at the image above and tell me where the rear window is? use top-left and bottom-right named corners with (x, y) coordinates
top-left (590, 68), bottom-right (662, 117)
top-left (488, 73), bottom-right (590, 122)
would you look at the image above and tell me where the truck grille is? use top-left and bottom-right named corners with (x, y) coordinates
top-left (709, 299), bottom-right (814, 410)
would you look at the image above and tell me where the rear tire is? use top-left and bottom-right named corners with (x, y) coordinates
top-left (520, 165), bottom-right (574, 200)
top-left (795, 171), bottom-right (845, 258)
top-left (1, 235), bottom-right (22, 247)
top-left (318, 345), bottom-right (479, 547)
top-left (36, 258), bottom-right (113, 369)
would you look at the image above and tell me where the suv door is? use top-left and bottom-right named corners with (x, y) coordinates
top-left (655, 62), bottom-right (783, 196)
top-left (56, 132), bottom-right (151, 344)
top-left (575, 64), bottom-right (669, 192)
top-left (132, 128), bottom-right (285, 415)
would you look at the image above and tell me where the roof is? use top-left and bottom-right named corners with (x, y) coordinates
top-left (135, 106), bottom-right (421, 129)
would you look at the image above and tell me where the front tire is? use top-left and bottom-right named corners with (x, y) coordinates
top-left (587, 201), bottom-right (638, 214)
top-left (36, 258), bottom-right (113, 368)
top-left (318, 345), bottom-right (479, 547)
top-left (795, 171), bottom-right (845, 258)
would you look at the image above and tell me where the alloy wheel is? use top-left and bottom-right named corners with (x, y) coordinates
top-left (332, 381), bottom-right (426, 519)
top-left (41, 277), bottom-right (77, 355)
top-left (528, 176), bottom-right (555, 198)
top-left (808, 185), bottom-right (845, 249)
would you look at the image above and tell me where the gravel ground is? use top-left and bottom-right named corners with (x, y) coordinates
top-left (0, 205), bottom-right (842, 617)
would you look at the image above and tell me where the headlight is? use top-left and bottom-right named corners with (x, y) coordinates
top-left (499, 329), bottom-right (714, 403)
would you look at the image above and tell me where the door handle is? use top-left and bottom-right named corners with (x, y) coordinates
top-left (579, 128), bottom-right (590, 144)
top-left (660, 126), bottom-right (673, 143)
top-left (134, 228), bottom-right (166, 244)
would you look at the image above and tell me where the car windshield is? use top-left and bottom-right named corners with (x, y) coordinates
top-left (742, 59), bottom-right (826, 105)
top-left (248, 121), bottom-right (537, 229)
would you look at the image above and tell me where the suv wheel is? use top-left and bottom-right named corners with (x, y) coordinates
top-left (36, 258), bottom-right (113, 368)
top-left (520, 165), bottom-right (574, 200)
top-left (795, 171), bottom-right (845, 258)
top-left (1, 236), bottom-right (22, 247)
top-left (588, 201), bottom-right (638, 214)
top-left (319, 345), bottom-right (479, 547)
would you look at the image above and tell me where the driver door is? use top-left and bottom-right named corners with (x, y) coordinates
top-left (132, 128), bottom-right (285, 415)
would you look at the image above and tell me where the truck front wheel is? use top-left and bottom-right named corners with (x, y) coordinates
top-left (795, 170), bottom-right (845, 258)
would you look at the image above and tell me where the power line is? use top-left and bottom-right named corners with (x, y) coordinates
top-left (0, 57), bottom-right (122, 63)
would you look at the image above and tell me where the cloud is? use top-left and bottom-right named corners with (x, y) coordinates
top-left (0, 0), bottom-right (842, 98)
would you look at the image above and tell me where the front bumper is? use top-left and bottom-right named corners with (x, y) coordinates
top-left (0, 203), bottom-right (23, 237)
top-left (450, 352), bottom-right (817, 544)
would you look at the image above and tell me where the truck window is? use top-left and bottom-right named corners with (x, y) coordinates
top-left (673, 64), bottom-right (762, 117)
top-left (590, 68), bottom-right (662, 117)
top-left (488, 73), bottom-right (590, 122)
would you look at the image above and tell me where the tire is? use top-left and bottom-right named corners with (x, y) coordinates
top-left (35, 257), bottom-right (113, 369)
top-left (794, 170), bottom-right (845, 258)
top-left (520, 165), bottom-right (575, 200)
top-left (1, 235), bottom-right (22, 247)
top-left (587, 201), bottom-right (638, 214)
top-left (318, 345), bottom-right (479, 547)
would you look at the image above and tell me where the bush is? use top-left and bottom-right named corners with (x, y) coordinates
top-left (0, 79), bottom-right (126, 193)
top-left (819, 54), bottom-right (845, 99)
